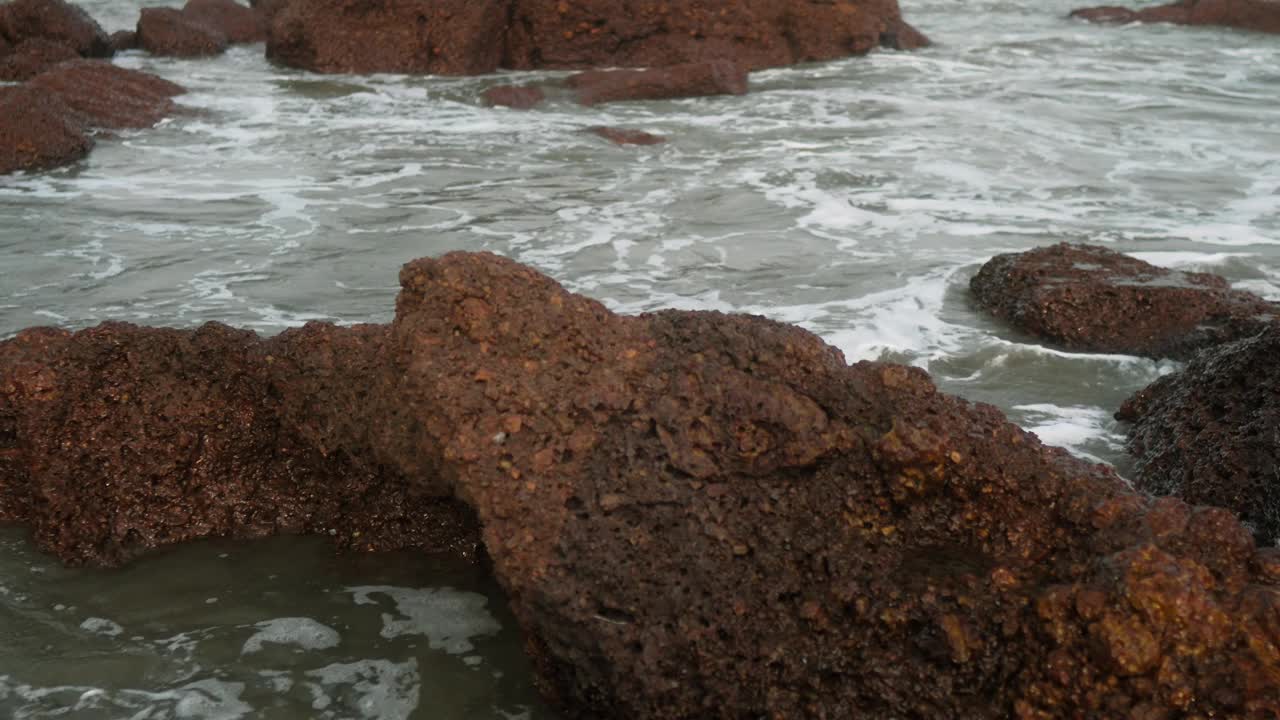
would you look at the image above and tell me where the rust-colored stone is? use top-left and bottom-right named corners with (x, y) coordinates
top-left (0, 0), bottom-right (110, 58)
top-left (1071, 0), bottom-right (1280, 34)
top-left (0, 84), bottom-right (91, 175)
top-left (586, 126), bottom-right (666, 146)
top-left (107, 29), bottom-right (136, 53)
top-left (0, 37), bottom-right (76, 80)
top-left (970, 242), bottom-right (1277, 359)
top-left (136, 6), bottom-right (228, 57)
top-left (570, 60), bottom-right (747, 106)
top-left (181, 0), bottom-right (266, 44)
top-left (1118, 325), bottom-right (1280, 546)
top-left (28, 59), bottom-right (184, 129)
top-left (481, 84), bottom-right (545, 109)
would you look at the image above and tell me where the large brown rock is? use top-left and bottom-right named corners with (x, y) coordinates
top-left (136, 6), bottom-right (228, 57)
top-left (1071, 0), bottom-right (1280, 34)
top-left (28, 59), bottom-right (184, 129)
top-left (1118, 324), bottom-right (1280, 546)
top-left (181, 0), bottom-right (266, 44)
top-left (0, 30), bottom-right (10, 55)
top-left (569, 60), bottom-right (748, 106)
top-left (4, 252), bottom-right (1278, 717)
top-left (970, 243), bottom-right (1277, 360)
top-left (0, 84), bottom-right (91, 175)
top-left (264, 0), bottom-right (928, 75)
top-left (0, 37), bottom-right (77, 80)
top-left (266, 0), bottom-right (508, 75)
top-left (0, 0), bottom-right (110, 57)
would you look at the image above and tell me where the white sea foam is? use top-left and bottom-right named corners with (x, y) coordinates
top-left (242, 618), bottom-right (341, 655)
top-left (347, 586), bottom-right (501, 655)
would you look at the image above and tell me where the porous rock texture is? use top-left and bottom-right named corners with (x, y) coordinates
top-left (0, 36), bottom-right (78, 80)
top-left (265, 0), bottom-right (928, 75)
top-left (0, 83), bottom-right (92, 174)
top-left (1070, 0), bottom-right (1280, 34)
top-left (0, 0), bottom-right (111, 58)
top-left (28, 59), bottom-right (185, 129)
top-left (1118, 325), bottom-right (1280, 547)
top-left (136, 6), bottom-right (228, 58)
top-left (970, 242), bottom-right (1277, 360)
top-left (481, 84), bottom-right (545, 109)
top-left (569, 60), bottom-right (748, 106)
top-left (180, 0), bottom-right (267, 45)
top-left (5, 251), bottom-right (1279, 717)
top-left (586, 126), bottom-right (666, 146)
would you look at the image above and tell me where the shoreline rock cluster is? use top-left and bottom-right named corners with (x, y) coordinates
top-left (4, 250), bottom-right (1280, 717)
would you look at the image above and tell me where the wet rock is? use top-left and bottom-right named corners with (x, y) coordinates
top-left (248, 0), bottom-right (288, 24)
top-left (0, 0), bottom-right (110, 58)
top-left (265, 0), bottom-right (508, 75)
top-left (481, 84), bottom-right (545, 110)
top-left (181, 0), bottom-right (266, 44)
top-left (970, 242), bottom-right (1277, 359)
top-left (0, 321), bottom-right (480, 566)
top-left (569, 60), bottom-right (748, 106)
top-left (0, 37), bottom-right (77, 80)
top-left (0, 31), bottom-right (10, 56)
top-left (586, 126), bottom-right (666, 146)
top-left (504, 0), bottom-right (929, 71)
top-left (107, 29), bottom-right (136, 53)
top-left (0, 84), bottom-right (90, 175)
top-left (1070, 0), bottom-right (1280, 34)
top-left (28, 59), bottom-right (184, 129)
top-left (1118, 325), bottom-right (1280, 546)
top-left (4, 251), bottom-right (1278, 716)
top-left (136, 6), bottom-right (228, 57)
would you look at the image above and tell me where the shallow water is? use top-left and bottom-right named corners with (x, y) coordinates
top-left (1, 0), bottom-right (1278, 716)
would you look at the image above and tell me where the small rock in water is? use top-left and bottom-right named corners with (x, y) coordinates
top-left (480, 84), bottom-right (544, 110)
top-left (585, 126), bottom-right (666, 146)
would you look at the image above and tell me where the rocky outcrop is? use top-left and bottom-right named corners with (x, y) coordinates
top-left (569, 60), bottom-right (748, 106)
top-left (0, 84), bottom-right (92, 174)
top-left (0, 36), bottom-right (77, 80)
top-left (970, 243), bottom-right (1277, 360)
top-left (1070, 0), bottom-right (1280, 34)
top-left (136, 6), bottom-right (227, 58)
top-left (586, 126), bottom-right (666, 146)
top-left (4, 252), bottom-right (1278, 718)
top-left (180, 0), bottom-right (266, 44)
top-left (0, 0), bottom-right (110, 58)
top-left (481, 84), bottom-right (545, 110)
top-left (265, 0), bottom-right (928, 76)
top-left (107, 29), bottom-right (136, 53)
top-left (1118, 325), bottom-right (1280, 546)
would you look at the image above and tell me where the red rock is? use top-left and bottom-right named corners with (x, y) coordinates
top-left (586, 126), bottom-right (666, 146)
top-left (0, 84), bottom-right (91, 175)
top-left (970, 243), bottom-right (1277, 359)
top-left (265, 0), bottom-right (508, 75)
top-left (28, 59), bottom-right (184, 129)
top-left (181, 0), bottom-right (266, 44)
top-left (570, 60), bottom-right (748, 106)
top-left (136, 6), bottom-right (228, 57)
top-left (1071, 0), bottom-right (1280, 33)
top-left (481, 84), bottom-right (545, 109)
top-left (0, 37), bottom-right (77, 80)
top-left (1118, 324), bottom-right (1280, 545)
top-left (248, 0), bottom-right (288, 23)
top-left (0, 0), bottom-right (110, 58)
top-left (107, 29), bottom-right (136, 53)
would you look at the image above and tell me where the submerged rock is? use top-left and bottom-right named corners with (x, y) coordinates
top-left (3, 252), bottom-right (1278, 717)
top-left (180, 0), bottom-right (267, 45)
top-left (569, 61), bottom-right (749, 106)
top-left (0, 84), bottom-right (91, 174)
top-left (28, 59), bottom-right (184, 128)
top-left (1118, 325), bottom-right (1280, 546)
top-left (0, 36), bottom-right (77, 80)
top-left (265, 0), bottom-right (928, 76)
top-left (1070, 0), bottom-right (1280, 34)
top-left (586, 126), bottom-right (666, 146)
top-left (0, 0), bottom-right (110, 58)
top-left (481, 84), bottom-right (545, 110)
top-left (136, 6), bottom-right (228, 58)
top-left (970, 242), bottom-right (1277, 359)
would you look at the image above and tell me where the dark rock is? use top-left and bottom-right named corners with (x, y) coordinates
top-left (0, 83), bottom-right (91, 175)
top-left (1070, 0), bottom-right (1280, 34)
top-left (1118, 324), bottom-right (1280, 545)
top-left (265, 0), bottom-right (508, 75)
top-left (0, 31), bottom-right (10, 56)
top-left (0, 37), bottom-right (78, 81)
top-left (4, 251), bottom-right (1278, 716)
top-left (28, 59), bottom-right (184, 129)
top-left (248, 0), bottom-right (289, 23)
top-left (107, 29), bottom-right (136, 53)
top-left (136, 6), bottom-right (228, 57)
top-left (181, 0), bottom-right (266, 44)
top-left (586, 126), bottom-right (666, 146)
top-left (970, 242), bottom-right (1277, 359)
top-left (570, 60), bottom-right (748, 106)
top-left (481, 84), bottom-right (545, 110)
top-left (0, 0), bottom-right (110, 58)
top-left (0, 321), bottom-right (480, 566)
